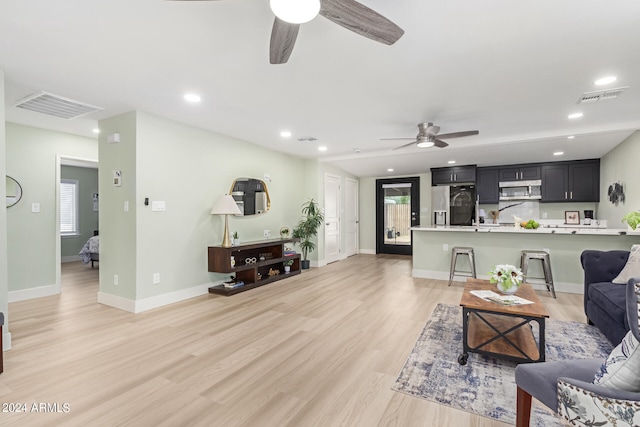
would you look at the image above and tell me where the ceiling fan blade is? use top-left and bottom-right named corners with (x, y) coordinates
top-left (436, 130), bottom-right (479, 139)
top-left (426, 125), bottom-right (440, 136)
top-left (319, 0), bottom-right (404, 45)
top-left (392, 140), bottom-right (418, 150)
top-left (434, 139), bottom-right (449, 148)
top-left (270, 18), bottom-right (300, 64)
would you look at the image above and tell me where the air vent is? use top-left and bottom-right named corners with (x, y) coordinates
top-left (13, 91), bottom-right (104, 119)
top-left (577, 86), bottom-right (629, 104)
top-left (297, 136), bottom-right (318, 142)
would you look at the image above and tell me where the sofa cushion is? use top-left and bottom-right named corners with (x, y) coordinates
top-left (593, 329), bottom-right (640, 391)
top-left (613, 244), bottom-right (640, 284)
top-left (589, 282), bottom-right (627, 327)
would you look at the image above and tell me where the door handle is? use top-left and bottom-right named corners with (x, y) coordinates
top-left (325, 223), bottom-right (330, 226)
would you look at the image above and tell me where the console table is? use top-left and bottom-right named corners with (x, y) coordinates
top-left (207, 238), bottom-right (300, 296)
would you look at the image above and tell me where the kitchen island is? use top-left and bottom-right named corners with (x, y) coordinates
top-left (411, 225), bottom-right (640, 293)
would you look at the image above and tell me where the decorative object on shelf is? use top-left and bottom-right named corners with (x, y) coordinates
top-left (283, 259), bottom-right (294, 274)
top-left (489, 264), bottom-right (523, 294)
top-left (489, 210), bottom-right (499, 224)
top-left (232, 231), bottom-right (239, 247)
top-left (280, 226), bottom-right (290, 239)
top-left (292, 198), bottom-right (324, 269)
top-left (245, 257), bottom-right (257, 264)
top-left (268, 268), bottom-right (279, 277)
top-left (622, 211), bottom-right (640, 231)
top-left (230, 256), bottom-right (235, 268)
top-left (257, 272), bottom-right (262, 280)
top-left (564, 210), bottom-right (580, 225)
top-left (607, 181), bottom-right (625, 206)
top-left (210, 194), bottom-right (242, 247)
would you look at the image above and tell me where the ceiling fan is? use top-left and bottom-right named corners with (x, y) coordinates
top-left (381, 122), bottom-right (479, 150)
top-left (168, 0), bottom-right (404, 64)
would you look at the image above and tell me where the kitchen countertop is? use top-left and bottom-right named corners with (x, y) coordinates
top-left (411, 225), bottom-right (640, 236)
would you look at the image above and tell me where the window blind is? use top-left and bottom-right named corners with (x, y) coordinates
top-left (60, 179), bottom-right (78, 235)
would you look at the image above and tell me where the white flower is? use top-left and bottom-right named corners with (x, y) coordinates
top-left (489, 264), bottom-right (523, 291)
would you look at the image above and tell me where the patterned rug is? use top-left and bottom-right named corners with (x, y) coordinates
top-left (392, 303), bottom-right (614, 426)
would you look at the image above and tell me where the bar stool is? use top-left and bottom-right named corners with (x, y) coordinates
top-left (448, 247), bottom-right (477, 286)
top-left (520, 250), bottom-right (556, 298)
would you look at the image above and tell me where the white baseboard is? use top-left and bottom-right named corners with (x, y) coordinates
top-left (8, 284), bottom-right (59, 302)
top-left (411, 269), bottom-right (583, 294)
top-left (61, 255), bottom-right (81, 263)
top-left (359, 249), bottom-right (376, 255)
top-left (98, 281), bottom-right (220, 313)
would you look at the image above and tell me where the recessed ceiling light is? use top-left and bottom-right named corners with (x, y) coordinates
top-left (318, 146), bottom-right (327, 151)
top-left (184, 93), bottom-right (201, 103)
top-left (448, 160), bottom-right (456, 164)
top-left (594, 76), bottom-right (616, 86)
top-left (92, 128), bottom-right (100, 134)
top-left (568, 112), bottom-right (583, 119)
top-left (554, 151), bottom-right (564, 156)
top-left (387, 168), bottom-right (394, 172)
top-left (567, 135), bottom-right (575, 139)
top-left (280, 131), bottom-right (292, 138)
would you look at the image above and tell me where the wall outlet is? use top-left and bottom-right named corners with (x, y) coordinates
top-left (114, 274), bottom-right (119, 285)
top-left (153, 273), bottom-right (160, 284)
top-left (443, 243), bottom-right (449, 251)
top-left (542, 212), bottom-right (548, 219)
top-left (264, 229), bottom-right (270, 238)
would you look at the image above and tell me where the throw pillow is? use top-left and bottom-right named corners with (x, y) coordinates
top-left (593, 329), bottom-right (640, 391)
top-left (612, 244), bottom-right (640, 284)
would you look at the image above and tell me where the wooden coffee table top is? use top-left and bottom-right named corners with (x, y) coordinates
top-left (460, 278), bottom-right (550, 318)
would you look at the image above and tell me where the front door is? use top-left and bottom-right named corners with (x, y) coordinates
top-left (376, 177), bottom-right (420, 255)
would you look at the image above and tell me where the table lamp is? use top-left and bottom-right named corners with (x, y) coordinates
top-left (210, 194), bottom-right (242, 247)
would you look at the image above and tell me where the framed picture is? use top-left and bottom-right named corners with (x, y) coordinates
top-left (565, 210), bottom-right (580, 225)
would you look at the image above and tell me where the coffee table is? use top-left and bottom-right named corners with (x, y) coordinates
top-left (458, 278), bottom-right (550, 365)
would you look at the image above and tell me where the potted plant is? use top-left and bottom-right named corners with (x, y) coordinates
top-left (622, 211), bottom-right (640, 231)
top-left (280, 226), bottom-right (290, 239)
top-left (283, 259), bottom-right (294, 273)
top-left (232, 231), bottom-right (239, 246)
top-left (292, 199), bottom-right (324, 270)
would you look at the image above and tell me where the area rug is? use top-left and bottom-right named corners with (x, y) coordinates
top-left (392, 303), bottom-right (614, 426)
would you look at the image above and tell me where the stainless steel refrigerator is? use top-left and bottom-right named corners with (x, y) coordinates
top-left (431, 185), bottom-right (476, 226)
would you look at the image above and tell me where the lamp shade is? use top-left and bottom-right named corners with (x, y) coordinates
top-left (270, 0), bottom-right (320, 24)
top-left (210, 194), bottom-right (242, 216)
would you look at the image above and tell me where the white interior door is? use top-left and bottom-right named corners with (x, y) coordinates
top-left (324, 174), bottom-right (341, 264)
top-left (345, 178), bottom-right (358, 257)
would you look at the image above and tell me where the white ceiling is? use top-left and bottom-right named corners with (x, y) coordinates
top-left (2, 0), bottom-right (639, 177)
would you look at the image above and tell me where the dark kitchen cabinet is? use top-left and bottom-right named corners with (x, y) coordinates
top-left (476, 167), bottom-right (500, 204)
top-left (498, 165), bottom-right (541, 181)
top-left (431, 165), bottom-right (477, 185)
top-left (541, 159), bottom-right (599, 203)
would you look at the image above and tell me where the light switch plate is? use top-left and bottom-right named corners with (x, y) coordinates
top-left (151, 201), bottom-right (166, 211)
top-left (31, 203), bottom-right (40, 213)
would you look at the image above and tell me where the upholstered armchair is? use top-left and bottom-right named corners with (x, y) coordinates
top-left (514, 277), bottom-right (640, 427)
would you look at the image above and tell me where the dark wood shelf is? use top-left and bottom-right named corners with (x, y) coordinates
top-left (207, 238), bottom-right (300, 296)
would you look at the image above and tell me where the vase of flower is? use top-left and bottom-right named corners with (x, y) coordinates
top-left (489, 264), bottom-right (523, 294)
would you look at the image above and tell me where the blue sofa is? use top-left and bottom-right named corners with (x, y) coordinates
top-left (580, 249), bottom-right (630, 345)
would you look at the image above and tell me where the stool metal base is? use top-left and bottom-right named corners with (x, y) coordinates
top-left (449, 247), bottom-right (477, 286)
top-left (520, 250), bottom-right (556, 298)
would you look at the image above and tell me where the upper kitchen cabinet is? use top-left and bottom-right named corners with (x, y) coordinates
top-left (476, 167), bottom-right (500, 204)
top-left (431, 165), bottom-right (477, 185)
top-left (541, 159), bottom-right (600, 203)
top-left (498, 165), bottom-right (541, 181)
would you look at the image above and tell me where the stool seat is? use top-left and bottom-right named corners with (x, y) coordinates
top-left (449, 247), bottom-right (477, 286)
top-left (520, 250), bottom-right (556, 298)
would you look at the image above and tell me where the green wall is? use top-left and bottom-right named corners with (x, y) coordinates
top-left (599, 131), bottom-right (640, 226)
top-left (5, 123), bottom-right (98, 293)
top-left (98, 110), bottom-right (311, 304)
top-left (61, 165), bottom-right (99, 259)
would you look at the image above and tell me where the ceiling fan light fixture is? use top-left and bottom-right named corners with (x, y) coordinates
top-left (416, 141), bottom-right (435, 148)
top-left (270, 0), bottom-right (320, 24)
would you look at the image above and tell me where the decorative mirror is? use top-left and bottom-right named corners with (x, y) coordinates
top-left (6, 176), bottom-right (23, 208)
top-left (229, 178), bottom-right (271, 216)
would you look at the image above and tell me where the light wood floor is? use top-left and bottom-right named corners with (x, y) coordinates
top-left (1, 255), bottom-right (585, 426)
